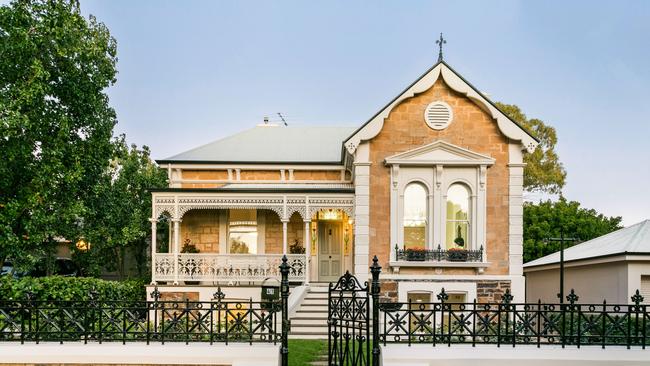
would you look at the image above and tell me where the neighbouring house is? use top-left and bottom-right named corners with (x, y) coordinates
top-left (524, 220), bottom-right (650, 304)
top-left (147, 58), bottom-right (538, 313)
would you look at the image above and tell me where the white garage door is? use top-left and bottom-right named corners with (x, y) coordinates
top-left (641, 276), bottom-right (650, 304)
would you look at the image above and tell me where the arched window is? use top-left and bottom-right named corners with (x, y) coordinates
top-left (403, 183), bottom-right (428, 250)
top-left (446, 184), bottom-right (470, 249)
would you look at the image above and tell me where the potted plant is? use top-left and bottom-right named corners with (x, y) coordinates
top-left (447, 247), bottom-right (468, 262)
top-left (289, 239), bottom-right (305, 254)
top-left (405, 247), bottom-right (427, 261)
top-left (181, 239), bottom-right (200, 285)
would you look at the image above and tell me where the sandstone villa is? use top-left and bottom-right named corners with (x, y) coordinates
top-left (148, 59), bottom-right (538, 321)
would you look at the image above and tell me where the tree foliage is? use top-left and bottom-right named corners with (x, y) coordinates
top-left (0, 0), bottom-right (117, 268)
top-left (496, 103), bottom-right (567, 194)
top-left (79, 136), bottom-right (167, 279)
top-left (523, 198), bottom-right (623, 263)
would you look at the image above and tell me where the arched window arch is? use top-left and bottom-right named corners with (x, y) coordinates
top-left (446, 183), bottom-right (470, 249)
top-left (403, 182), bottom-right (428, 250)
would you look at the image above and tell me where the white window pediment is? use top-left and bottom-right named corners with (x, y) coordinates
top-left (385, 140), bottom-right (495, 167)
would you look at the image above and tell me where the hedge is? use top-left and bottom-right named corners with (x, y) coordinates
top-left (0, 276), bottom-right (146, 302)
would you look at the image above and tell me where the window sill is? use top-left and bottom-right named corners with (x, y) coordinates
top-left (389, 261), bottom-right (491, 273)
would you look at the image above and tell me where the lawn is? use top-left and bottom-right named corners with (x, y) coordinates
top-left (288, 339), bottom-right (327, 366)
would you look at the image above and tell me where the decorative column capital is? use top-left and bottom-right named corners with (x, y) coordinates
top-left (172, 218), bottom-right (182, 223)
top-left (149, 218), bottom-right (158, 224)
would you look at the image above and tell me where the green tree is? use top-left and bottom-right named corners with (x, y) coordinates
top-left (79, 136), bottom-right (167, 279)
top-left (0, 0), bottom-right (117, 268)
top-left (523, 198), bottom-right (623, 263)
top-left (496, 103), bottom-right (566, 194)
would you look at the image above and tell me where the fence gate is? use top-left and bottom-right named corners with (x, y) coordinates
top-left (328, 271), bottom-right (371, 366)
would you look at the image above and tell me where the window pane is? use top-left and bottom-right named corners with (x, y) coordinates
top-left (229, 209), bottom-right (257, 254)
top-left (403, 183), bottom-right (427, 250)
top-left (446, 184), bottom-right (469, 249)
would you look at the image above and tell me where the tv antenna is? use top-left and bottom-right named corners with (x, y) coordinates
top-left (277, 112), bottom-right (288, 126)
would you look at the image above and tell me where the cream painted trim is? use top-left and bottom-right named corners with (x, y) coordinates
top-left (398, 281), bottom-right (477, 303)
top-left (389, 261), bottom-right (490, 268)
top-left (169, 163), bottom-right (346, 170)
top-left (345, 63), bottom-right (538, 154)
top-left (174, 179), bottom-right (352, 184)
top-left (382, 274), bottom-right (522, 281)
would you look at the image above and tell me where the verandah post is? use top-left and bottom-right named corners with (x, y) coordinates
top-left (279, 255), bottom-right (290, 366)
top-left (370, 255), bottom-right (382, 366)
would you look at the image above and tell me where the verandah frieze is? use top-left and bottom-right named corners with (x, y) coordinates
top-left (153, 194), bottom-right (354, 221)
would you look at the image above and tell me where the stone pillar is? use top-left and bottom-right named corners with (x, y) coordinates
top-left (353, 142), bottom-right (371, 279)
top-left (304, 220), bottom-right (311, 284)
top-left (172, 218), bottom-right (181, 285)
top-left (282, 219), bottom-right (288, 255)
top-left (149, 218), bottom-right (157, 284)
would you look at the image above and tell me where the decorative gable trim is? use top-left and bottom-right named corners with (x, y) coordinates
top-left (344, 61), bottom-right (539, 155)
top-left (384, 140), bottom-right (495, 166)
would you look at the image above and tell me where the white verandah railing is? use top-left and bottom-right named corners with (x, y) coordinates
top-left (153, 253), bottom-right (306, 283)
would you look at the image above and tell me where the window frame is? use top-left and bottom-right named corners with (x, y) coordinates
top-left (444, 182), bottom-right (472, 250)
top-left (227, 209), bottom-right (259, 255)
top-left (402, 181), bottom-right (429, 250)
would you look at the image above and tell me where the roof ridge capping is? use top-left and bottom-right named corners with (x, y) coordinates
top-left (344, 60), bottom-right (540, 155)
top-left (523, 219), bottom-right (650, 268)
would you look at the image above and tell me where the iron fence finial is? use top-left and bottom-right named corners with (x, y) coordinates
top-left (150, 286), bottom-right (160, 302)
top-left (501, 289), bottom-right (514, 304)
top-left (437, 288), bottom-right (448, 302)
top-left (631, 289), bottom-right (644, 306)
top-left (212, 286), bottom-right (225, 301)
top-left (566, 289), bottom-right (579, 305)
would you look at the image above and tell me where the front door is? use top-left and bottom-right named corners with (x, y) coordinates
top-left (318, 222), bottom-right (342, 282)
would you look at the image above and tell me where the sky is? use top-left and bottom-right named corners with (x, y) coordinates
top-left (78, 0), bottom-right (650, 226)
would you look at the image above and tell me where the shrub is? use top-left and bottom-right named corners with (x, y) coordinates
top-left (0, 276), bottom-right (146, 302)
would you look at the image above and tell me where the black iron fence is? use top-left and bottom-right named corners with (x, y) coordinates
top-left (378, 289), bottom-right (649, 348)
top-left (0, 258), bottom-right (293, 354)
top-left (0, 290), bottom-right (282, 345)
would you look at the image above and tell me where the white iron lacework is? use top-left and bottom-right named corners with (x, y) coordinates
top-left (153, 253), bottom-right (306, 282)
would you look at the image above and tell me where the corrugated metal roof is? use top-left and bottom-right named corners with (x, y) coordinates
top-left (159, 125), bottom-right (356, 163)
top-left (524, 220), bottom-right (650, 268)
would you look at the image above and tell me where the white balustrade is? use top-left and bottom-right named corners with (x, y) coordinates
top-left (153, 253), bottom-right (306, 283)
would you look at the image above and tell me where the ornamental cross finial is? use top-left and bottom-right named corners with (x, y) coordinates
top-left (436, 33), bottom-right (447, 62)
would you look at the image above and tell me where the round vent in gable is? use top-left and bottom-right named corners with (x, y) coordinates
top-left (424, 101), bottom-right (453, 130)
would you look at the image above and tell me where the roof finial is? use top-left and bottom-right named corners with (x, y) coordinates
top-left (436, 33), bottom-right (446, 62)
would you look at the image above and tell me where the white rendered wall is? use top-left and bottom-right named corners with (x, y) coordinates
top-left (382, 344), bottom-right (650, 366)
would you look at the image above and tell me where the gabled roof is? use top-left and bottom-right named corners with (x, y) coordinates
top-left (157, 125), bottom-right (356, 164)
top-left (384, 140), bottom-right (495, 166)
top-left (344, 60), bottom-right (540, 155)
top-left (524, 220), bottom-right (650, 268)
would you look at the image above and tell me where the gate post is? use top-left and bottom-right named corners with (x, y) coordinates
top-left (279, 255), bottom-right (290, 366)
top-left (370, 255), bottom-right (382, 366)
